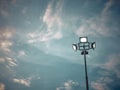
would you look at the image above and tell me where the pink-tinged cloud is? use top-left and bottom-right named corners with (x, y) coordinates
top-left (56, 80), bottom-right (80, 90)
top-left (75, 0), bottom-right (118, 37)
top-left (0, 83), bottom-right (5, 90)
top-left (91, 82), bottom-right (109, 90)
top-left (0, 27), bottom-right (15, 52)
top-left (13, 78), bottom-right (31, 87)
top-left (102, 53), bottom-right (120, 78)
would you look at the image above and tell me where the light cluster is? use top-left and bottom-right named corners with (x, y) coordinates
top-left (72, 37), bottom-right (96, 54)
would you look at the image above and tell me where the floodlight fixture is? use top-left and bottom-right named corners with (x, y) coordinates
top-left (80, 37), bottom-right (88, 43)
top-left (91, 42), bottom-right (96, 50)
top-left (72, 44), bottom-right (77, 51)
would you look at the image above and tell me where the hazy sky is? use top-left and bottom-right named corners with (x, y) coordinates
top-left (0, 0), bottom-right (120, 90)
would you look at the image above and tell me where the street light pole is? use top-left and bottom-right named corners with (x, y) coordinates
top-left (83, 49), bottom-right (89, 90)
top-left (72, 37), bottom-right (96, 90)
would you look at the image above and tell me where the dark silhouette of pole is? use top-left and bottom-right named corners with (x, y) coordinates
top-left (72, 37), bottom-right (96, 90)
top-left (83, 49), bottom-right (89, 90)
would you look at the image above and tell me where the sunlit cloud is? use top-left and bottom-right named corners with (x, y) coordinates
top-left (0, 83), bottom-right (5, 90)
top-left (27, 0), bottom-right (63, 43)
top-left (27, 30), bottom-right (62, 43)
top-left (0, 27), bottom-right (15, 52)
top-left (56, 80), bottom-right (80, 90)
top-left (12, 75), bottom-right (38, 87)
top-left (101, 53), bottom-right (120, 78)
top-left (0, 41), bottom-right (13, 52)
top-left (18, 50), bottom-right (26, 57)
top-left (6, 57), bottom-right (17, 67)
top-left (91, 77), bottom-right (113, 90)
top-left (91, 81), bottom-right (109, 90)
top-left (13, 78), bottom-right (31, 87)
top-left (91, 53), bottom-right (120, 90)
top-left (36, 1), bottom-right (63, 42)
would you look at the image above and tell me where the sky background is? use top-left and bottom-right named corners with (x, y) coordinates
top-left (0, 0), bottom-right (120, 90)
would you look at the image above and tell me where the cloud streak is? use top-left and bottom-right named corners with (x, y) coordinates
top-left (0, 27), bottom-right (15, 52)
top-left (102, 0), bottom-right (113, 15)
top-left (42, 0), bottom-right (63, 40)
top-left (13, 78), bottom-right (31, 87)
top-left (56, 80), bottom-right (80, 90)
top-left (27, 1), bottom-right (63, 43)
top-left (91, 53), bottom-right (120, 90)
top-left (102, 53), bottom-right (120, 78)
top-left (75, 0), bottom-right (119, 37)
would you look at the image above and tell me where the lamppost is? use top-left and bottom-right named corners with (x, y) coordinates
top-left (72, 37), bottom-right (96, 90)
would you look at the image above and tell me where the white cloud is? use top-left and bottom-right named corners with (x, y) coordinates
top-left (75, 0), bottom-right (119, 37)
top-left (75, 15), bottom-right (115, 37)
top-left (18, 50), bottom-right (26, 57)
top-left (0, 27), bottom-right (15, 52)
top-left (91, 77), bottom-right (113, 90)
top-left (91, 53), bottom-right (120, 90)
top-left (56, 80), bottom-right (80, 90)
top-left (0, 83), bottom-right (5, 90)
top-left (37, 1), bottom-right (63, 42)
top-left (101, 53), bottom-right (120, 78)
top-left (12, 75), bottom-right (40, 87)
top-left (27, 1), bottom-right (63, 43)
top-left (91, 81), bottom-right (109, 90)
top-left (27, 30), bottom-right (62, 43)
top-left (13, 78), bottom-right (31, 87)
top-left (43, 1), bottom-right (63, 30)
top-left (6, 57), bottom-right (17, 67)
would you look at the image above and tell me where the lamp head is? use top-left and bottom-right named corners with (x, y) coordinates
top-left (72, 44), bottom-right (77, 51)
top-left (91, 42), bottom-right (96, 50)
top-left (80, 37), bottom-right (88, 43)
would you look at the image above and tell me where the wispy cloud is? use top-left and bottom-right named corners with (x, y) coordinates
top-left (13, 78), bottom-right (31, 87)
top-left (25, 1), bottom-right (68, 60)
top-left (91, 81), bottom-right (109, 90)
top-left (27, 0), bottom-right (63, 43)
top-left (91, 76), bottom-right (113, 90)
top-left (0, 27), bottom-right (15, 52)
top-left (18, 50), bottom-right (26, 57)
top-left (101, 53), bottom-right (120, 78)
top-left (91, 53), bottom-right (120, 90)
top-left (75, 0), bottom-right (119, 37)
top-left (56, 80), bottom-right (80, 90)
top-left (42, 0), bottom-right (63, 40)
top-left (12, 75), bottom-right (40, 87)
top-left (102, 0), bottom-right (113, 15)
top-left (6, 57), bottom-right (17, 67)
top-left (43, 1), bottom-right (63, 30)
top-left (0, 83), bottom-right (5, 90)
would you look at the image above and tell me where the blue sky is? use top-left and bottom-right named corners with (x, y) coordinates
top-left (0, 0), bottom-right (120, 90)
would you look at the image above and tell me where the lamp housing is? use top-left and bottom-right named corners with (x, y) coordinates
top-left (80, 37), bottom-right (88, 43)
top-left (72, 44), bottom-right (77, 51)
top-left (91, 42), bottom-right (96, 50)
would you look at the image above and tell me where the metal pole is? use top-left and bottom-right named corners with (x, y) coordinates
top-left (83, 50), bottom-right (89, 90)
